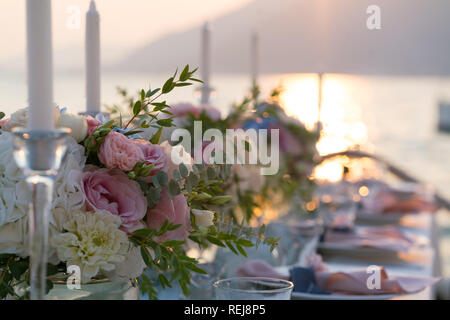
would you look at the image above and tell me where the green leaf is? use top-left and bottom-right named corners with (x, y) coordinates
top-left (236, 239), bottom-right (254, 247)
top-left (155, 171), bottom-right (168, 187)
top-left (179, 163), bottom-right (188, 178)
top-left (9, 260), bottom-right (28, 280)
top-left (140, 247), bottom-right (153, 267)
top-left (140, 89), bottom-right (146, 101)
top-left (132, 229), bottom-right (155, 238)
top-left (159, 274), bottom-right (172, 288)
top-left (156, 118), bottom-right (173, 127)
top-left (149, 127), bottom-right (163, 144)
top-left (148, 187), bottom-right (162, 204)
top-left (174, 82), bottom-right (192, 87)
top-left (168, 179), bottom-right (181, 197)
top-left (189, 78), bottom-right (203, 83)
top-left (172, 67), bottom-right (179, 80)
top-left (167, 223), bottom-right (181, 231)
top-left (0, 112), bottom-right (5, 120)
top-left (133, 100), bottom-right (142, 116)
top-left (179, 279), bottom-right (190, 296)
top-left (173, 169), bottom-right (181, 180)
top-left (185, 263), bottom-right (208, 275)
top-left (160, 109), bottom-right (173, 116)
top-left (208, 195), bottom-right (232, 205)
top-left (179, 65), bottom-right (190, 81)
top-left (225, 241), bottom-right (238, 255)
top-left (146, 88), bottom-right (160, 97)
top-left (187, 172), bottom-right (199, 187)
top-left (235, 244), bottom-right (248, 257)
top-left (206, 236), bottom-right (225, 247)
top-left (152, 101), bottom-right (168, 110)
top-left (123, 130), bottom-right (143, 136)
top-left (162, 77), bottom-right (174, 94)
top-left (206, 166), bottom-right (216, 180)
top-left (161, 240), bottom-right (185, 247)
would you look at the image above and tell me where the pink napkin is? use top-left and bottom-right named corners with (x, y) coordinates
top-left (236, 259), bottom-right (439, 295)
top-left (316, 268), bottom-right (439, 295)
top-left (361, 188), bottom-right (437, 214)
top-left (236, 259), bottom-right (290, 280)
top-left (323, 226), bottom-right (424, 252)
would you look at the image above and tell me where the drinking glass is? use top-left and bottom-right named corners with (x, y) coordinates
top-left (213, 277), bottom-right (293, 300)
top-left (188, 262), bottom-right (226, 300)
top-left (266, 219), bottom-right (323, 267)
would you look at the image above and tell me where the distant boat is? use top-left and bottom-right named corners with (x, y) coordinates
top-left (438, 102), bottom-right (450, 133)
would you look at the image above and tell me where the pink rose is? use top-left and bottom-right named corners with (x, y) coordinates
top-left (200, 104), bottom-right (221, 121)
top-left (134, 139), bottom-right (167, 181)
top-left (146, 190), bottom-right (191, 242)
top-left (171, 103), bottom-right (201, 118)
top-left (81, 168), bottom-right (147, 232)
top-left (98, 131), bottom-right (144, 171)
top-left (86, 115), bottom-right (101, 136)
top-left (171, 102), bottom-right (221, 120)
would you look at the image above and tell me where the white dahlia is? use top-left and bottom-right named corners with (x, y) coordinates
top-left (51, 210), bottom-right (129, 283)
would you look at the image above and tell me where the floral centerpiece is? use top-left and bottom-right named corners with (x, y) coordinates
top-left (0, 66), bottom-right (276, 299)
top-left (144, 85), bottom-right (320, 224)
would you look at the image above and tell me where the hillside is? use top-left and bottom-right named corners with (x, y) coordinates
top-left (117, 0), bottom-right (450, 75)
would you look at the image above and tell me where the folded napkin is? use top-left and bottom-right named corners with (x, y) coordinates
top-left (236, 259), bottom-right (439, 296)
top-left (361, 188), bottom-right (437, 214)
top-left (322, 226), bottom-right (424, 252)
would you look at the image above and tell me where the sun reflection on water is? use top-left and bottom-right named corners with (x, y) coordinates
top-left (279, 74), bottom-right (374, 182)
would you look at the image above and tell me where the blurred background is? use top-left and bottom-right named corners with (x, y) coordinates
top-left (1, 0), bottom-right (450, 275)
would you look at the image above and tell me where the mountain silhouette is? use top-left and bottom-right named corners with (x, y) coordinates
top-left (118, 0), bottom-right (450, 75)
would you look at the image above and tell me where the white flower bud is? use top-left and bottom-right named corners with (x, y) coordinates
top-left (192, 209), bottom-right (215, 227)
top-left (57, 113), bottom-right (88, 142)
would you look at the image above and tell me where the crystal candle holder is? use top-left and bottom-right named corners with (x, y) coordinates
top-left (11, 128), bottom-right (71, 300)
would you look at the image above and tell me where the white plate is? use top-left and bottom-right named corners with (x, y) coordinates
top-left (291, 291), bottom-right (401, 300)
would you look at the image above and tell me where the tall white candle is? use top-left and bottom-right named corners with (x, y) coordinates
top-left (86, 0), bottom-right (101, 113)
top-left (26, 0), bottom-right (55, 130)
top-left (250, 31), bottom-right (259, 86)
top-left (200, 22), bottom-right (211, 104)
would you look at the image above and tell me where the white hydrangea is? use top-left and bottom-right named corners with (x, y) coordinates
top-left (1, 108), bottom-right (28, 132)
top-left (0, 132), bottom-right (86, 259)
top-left (52, 135), bottom-right (86, 217)
top-left (0, 218), bottom-right (27, 256)
top-left (51, 210), bottom-right (130, 283)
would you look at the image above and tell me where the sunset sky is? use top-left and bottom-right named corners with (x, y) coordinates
top-left (0, 0), bottom-right (251, 65)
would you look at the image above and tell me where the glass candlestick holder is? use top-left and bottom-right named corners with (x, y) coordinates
top-left (11, 128), bottom-right (71, 300)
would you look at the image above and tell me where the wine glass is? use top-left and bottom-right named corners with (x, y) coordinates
top-left (213, 277), bottom-right (293, 300)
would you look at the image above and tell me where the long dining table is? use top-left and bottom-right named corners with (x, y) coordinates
top-left (313, 211), bottom-right (442, 300)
